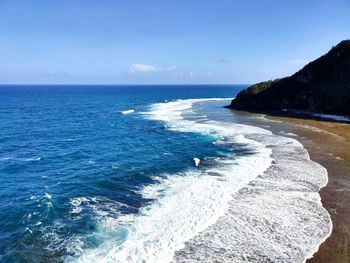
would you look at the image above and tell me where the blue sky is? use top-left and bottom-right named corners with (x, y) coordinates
top-left (0, 0), bottom-right (349, 84)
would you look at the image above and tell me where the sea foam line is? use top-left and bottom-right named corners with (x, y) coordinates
top-left (121, 109), bottom-right (135, 115)
top-left (171, 101), bottom-right (332, 263)
top-left (174, 132), bottom-right (332, 263)
top-left (72, 98), bottom-right (273, 263)
top-left (73, 98), bottom-right (331, 263)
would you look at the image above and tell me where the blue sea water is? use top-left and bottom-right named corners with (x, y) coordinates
top-left (0, 85), bottom-right (244, 262)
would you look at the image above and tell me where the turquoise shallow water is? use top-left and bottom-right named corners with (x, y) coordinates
top-left (0, 85), bottom-right (244, 262)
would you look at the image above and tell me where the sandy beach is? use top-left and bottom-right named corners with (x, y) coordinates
top-left (262, 115), bottom-right (350, 263)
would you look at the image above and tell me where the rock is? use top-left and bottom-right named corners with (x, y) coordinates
top-left (228, 40), bottom-right (350, 115)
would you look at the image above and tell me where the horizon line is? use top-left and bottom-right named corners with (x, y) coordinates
top-left (0, 83), bottom-right (250, 86)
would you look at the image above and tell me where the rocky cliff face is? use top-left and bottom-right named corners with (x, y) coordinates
top-left (229, 40), bottom-right (350, 115)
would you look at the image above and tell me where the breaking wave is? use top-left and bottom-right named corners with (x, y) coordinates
top-left (71, 99), bottom-right (331, 263)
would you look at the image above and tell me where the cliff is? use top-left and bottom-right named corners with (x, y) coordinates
top-left (229, 40), bottom-right (350, 115)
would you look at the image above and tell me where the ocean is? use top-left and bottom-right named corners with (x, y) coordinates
top-left (0, 85), bottom-right (331, 263)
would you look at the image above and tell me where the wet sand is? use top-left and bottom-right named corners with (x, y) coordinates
top-left (263, 115), bottom-right (350, 263)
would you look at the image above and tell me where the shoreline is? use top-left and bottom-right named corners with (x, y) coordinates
top-left (261, 114), bottom-right (350, 263)
top-left (224, 105), bottom-right (350, 125)
top-left (168, 99), bottom-right (332, 262)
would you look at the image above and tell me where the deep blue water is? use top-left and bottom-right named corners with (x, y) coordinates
top-left (0, 85), bottom-right (244, 262)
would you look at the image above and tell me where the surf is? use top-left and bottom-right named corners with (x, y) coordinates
top-left (71, 98), bottom-right (331, 263)
top-left (73, 99), bottom-right (273, 262)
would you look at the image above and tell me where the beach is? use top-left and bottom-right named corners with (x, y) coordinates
top-left (1, 87), bottom-right (348, 262)
top-left (262, 115), bottom-right (350, 263)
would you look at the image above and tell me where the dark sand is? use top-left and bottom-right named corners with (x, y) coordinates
top-left (263, 115), bottom-right (350, 263)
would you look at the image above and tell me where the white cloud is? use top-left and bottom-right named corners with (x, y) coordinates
top-left (127, 63), bottom-right (214, 81)
top-left (129, 63), bottom-right (158, 73)
top-left (165, 66), bottom-right (177, 71)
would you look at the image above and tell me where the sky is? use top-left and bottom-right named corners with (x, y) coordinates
top-left (0, 0), bottom-right (349, 84)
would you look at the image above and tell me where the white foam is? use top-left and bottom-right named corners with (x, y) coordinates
top-left (279, 131), bottom-right (298, 137)
top-left (71, 98), bottom-right (331, 263)
top-left (121, 109), bottom-right (135, 115)
top-left (174, 134), bottom-right (332, 263)
top-left (279, 110), bottom-right (350, 122)
top-left (0, 156), bottom-right (41, 162)
top-left (25, 227), bottom-right (33, 234)
top-left (193, 158), bottom-right (200, 167)
top-left (73, 99), bottom-right (272, 263)
top-left (26, 156), bottom-right (42, 161)
top-left (311, 112), bottom-right (350, 122)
